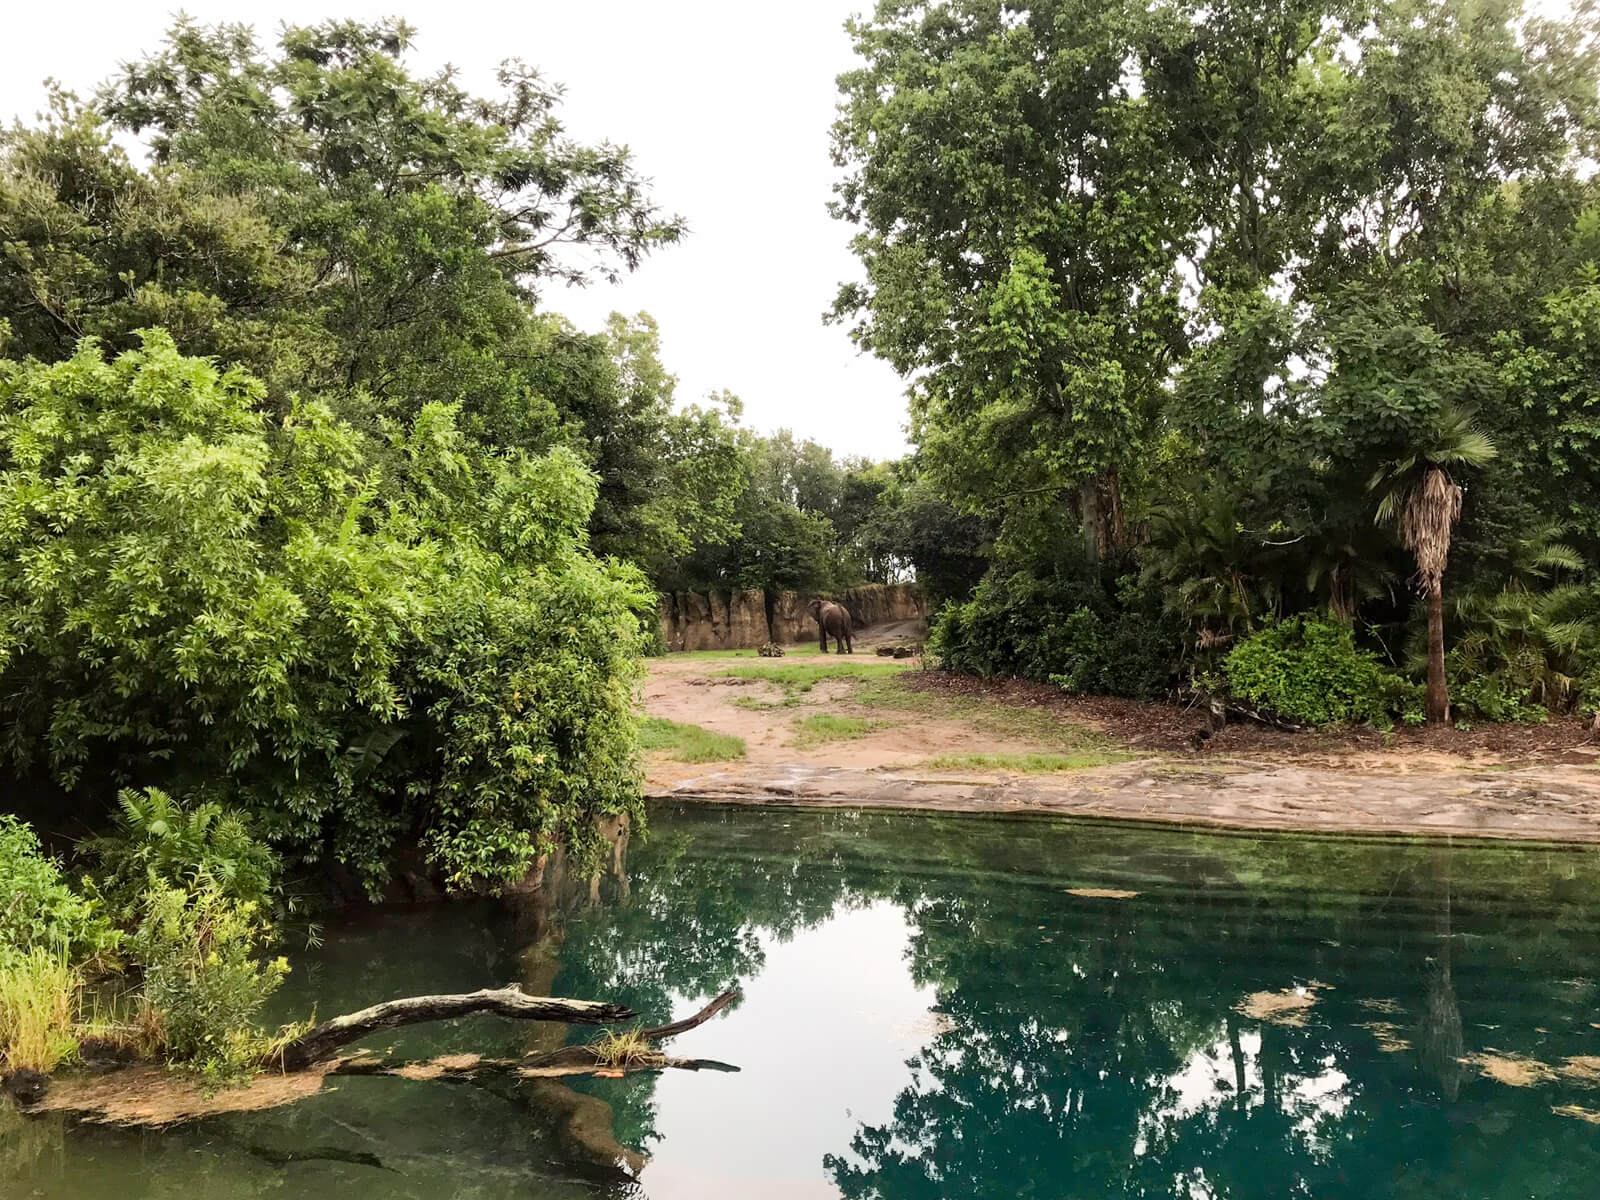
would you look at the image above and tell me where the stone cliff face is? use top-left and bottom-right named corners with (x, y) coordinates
top-left (658, 583), bottom-right (926, 651)
top-left (657, 588), bottom-right (767, 652)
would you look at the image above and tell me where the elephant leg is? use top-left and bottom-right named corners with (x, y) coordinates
top-left (845, 629), bottom-right (853, 654)
top-left (819, 629), bottom-right (829, 654)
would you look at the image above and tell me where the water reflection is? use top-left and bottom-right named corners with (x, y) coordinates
top-left (551, 809), bottom-right (1600, 1200)
top-left (14, 807), bottom-right (1600, 1199)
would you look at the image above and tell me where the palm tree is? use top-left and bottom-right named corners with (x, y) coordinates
top-left (1369, 404), bottom-right (1496, 724)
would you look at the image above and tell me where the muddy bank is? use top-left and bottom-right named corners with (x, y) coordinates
top-left (648, 761), bottom-right (1600, 844)
top-left (641, 651), bottom-right (1600, 844)
top-left (901, 671), bottom-right (1600, 763)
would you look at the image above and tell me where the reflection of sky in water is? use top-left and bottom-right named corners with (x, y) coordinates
top-left (1137, 1031), bottom-right (1351, 1166)
top-left (639, 901), bottom-right (934, 1200)
top-left (23, 808), bottom-right (1600, 1199)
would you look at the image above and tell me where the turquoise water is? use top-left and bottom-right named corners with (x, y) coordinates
top-left (10, 805), bottom-right (1600, 1198)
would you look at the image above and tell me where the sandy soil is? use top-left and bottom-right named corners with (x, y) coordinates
top-left (641, 635), bottom-right (1600, 843)
top-left (643, 654), bottom-right (1037, 787)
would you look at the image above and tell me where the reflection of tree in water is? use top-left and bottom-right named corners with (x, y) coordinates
top-left (538, 812), bottom-right (896, 1151)
top-left (506, 807), bottom-right (1600, 1196)
top-left (823, 829), bottom-right (1600, 1200)
top-left (1416, 848), bottom-right (1465, 1103)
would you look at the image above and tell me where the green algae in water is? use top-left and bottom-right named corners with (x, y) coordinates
top-left (14, 806), bottom-right (1600, 1198)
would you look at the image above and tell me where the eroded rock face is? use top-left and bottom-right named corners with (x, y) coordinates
top-left (838, 584), bottom-right (927, 630)
top-left (659, 584), bottom-right (927, 650)
top-left (768, 589), bottom-right (811, 645)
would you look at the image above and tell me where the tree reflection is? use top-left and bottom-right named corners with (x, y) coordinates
top-left (509, 807), bottom-right (1600, 1197)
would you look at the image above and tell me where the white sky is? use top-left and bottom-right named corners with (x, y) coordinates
top-left (0, 1), bottom-right (913, 460)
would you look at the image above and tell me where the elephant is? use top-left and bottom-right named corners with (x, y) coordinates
top-left (807, 598), bottom-right (853, 654)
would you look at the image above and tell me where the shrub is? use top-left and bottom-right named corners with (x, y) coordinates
top-left (87, 788), bottom-right (280, 924)
top-left (1441, 582), bottom-right (1600, 721)
top-left (930, 567), bottom-right (1178, 698)
top-left (129, 881), bottom-right (288, 1082)
top-left (0, 816), bottom-right (114, 963)
top-left (1447, 656), bottom-right (1549, 724)
top-left (0, 949), bottom-right (80, 1075)
top-left (1224, 618), bottom-right (1421, 727)
top-left (0, 334), bottom-right (650, 894)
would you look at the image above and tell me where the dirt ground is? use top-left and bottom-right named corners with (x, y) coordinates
top-left (641, 626), bottom-right (1600, 843)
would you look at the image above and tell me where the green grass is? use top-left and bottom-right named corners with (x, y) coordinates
top-left (718, 660), bottom-right (908, 702)
top-left (851, 673), bottom-right (1116, 753)
top-left (792, 713), bottom-right (889, 748)
top-left (923, 751), bottom-right (1130, 773)
top-left (0, 948), bottom-right (80, 1074)
top-left (638, 717), bottom-right (747, 763)
top-left (665, 643), bottom-right (831, 661)
top-left (729, 693), bottom-right (790, 712)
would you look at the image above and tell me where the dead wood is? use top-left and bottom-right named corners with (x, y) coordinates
top-left (327, 987), bottom-right (741, 1078)
top-left (327, 1051), bottom-right (739, 1081)
top-left (635, 987), bottom-right (739, 1041)
top-left (275, 984), bottom-right (637, 1071)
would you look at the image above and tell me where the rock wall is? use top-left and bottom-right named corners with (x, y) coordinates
top-left (659, 583), bottom-right (926, 652)
top-left (657, 588), bottom-right (768, 652)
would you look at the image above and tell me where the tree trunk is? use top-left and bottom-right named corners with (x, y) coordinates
top-left (1426, 577), bottom-right (1449, 725)
top-left (275, 986), bottom-right (636, 1072)
top-left (1078, 469), bottom-right (1127, 562)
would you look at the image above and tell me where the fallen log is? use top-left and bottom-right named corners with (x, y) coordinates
top-left (331, 987), bottom-right (742, 1078)
top-left (328, 1050), bottom-right (740, 1081)
top-left (634, 987), bottom-right (739, 1041)
top-left (275, 985), bottom-right (637, 1071)
top-left (34, 988), bottom-right (740, 1128)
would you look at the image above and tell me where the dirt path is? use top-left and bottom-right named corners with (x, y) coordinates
top-left (641, 639), bottom-right (1600, 843)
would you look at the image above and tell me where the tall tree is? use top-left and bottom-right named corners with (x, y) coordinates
top-left (831, 0), bottom-right (1189, 561)
top-left (1370, 405), bottom-right (1497, 723)
top-left (4, 18), bottom-right (684, 450)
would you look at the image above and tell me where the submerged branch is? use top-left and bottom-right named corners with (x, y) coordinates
top-left (328, 1050), bottom-right (740, 1080)
top-left (275, 985), bottom-right (637, 1071)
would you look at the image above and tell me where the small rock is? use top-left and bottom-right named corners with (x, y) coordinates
top-left (3, 1068), bottom-right (49, 1107)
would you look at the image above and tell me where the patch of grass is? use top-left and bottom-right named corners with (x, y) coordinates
top-left (719, 660), bottom-right (907, 702)
top-left (852, 674), bottom-right (1116, 753)
top-left (591, 1027), bottom-right (665, 1069)
top-left (670, 643), bottom-right (830, 661)
top-left (792, 713), bottom-right (889, 748)
top-left (638, 717), bottom-right (747, 763)
top-left (0, 949), bottom-right (80, 1074)
top-left (730, 693), bottom-right (791, 712)
top-left (924, 751), bottom-right (1129, 773)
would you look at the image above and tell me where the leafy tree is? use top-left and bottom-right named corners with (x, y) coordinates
top-left (834, 0), bottom-right (1600, 719)
top-left (856, 469), bottom-right (990, 602)
top-left (2, 18), bottom-right (682, 452)
top-left (833, 0), bottom-right (1187, 559)
top-left (0, 333), bottom-right (650, 890)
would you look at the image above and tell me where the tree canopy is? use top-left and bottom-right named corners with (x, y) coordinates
top-left (835, 0), bottom-right (1600, 722)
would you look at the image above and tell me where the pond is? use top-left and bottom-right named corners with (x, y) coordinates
top-left (10, 804), bottom-right (1600, 1198)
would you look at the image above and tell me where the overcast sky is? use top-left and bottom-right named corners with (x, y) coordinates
top-left (0, 1), bottom-right (912, 459)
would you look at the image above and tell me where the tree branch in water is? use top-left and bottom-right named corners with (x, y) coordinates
top-left (275, 985), bottom-right (637, 1071)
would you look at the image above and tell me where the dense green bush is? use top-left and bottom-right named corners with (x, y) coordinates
top-left (930, 567), bottom-right (1178, 698)
top-left (1445, 654), bottom-right (1550, 724)
top-left (87, 788), bottom-right (280, 923)
top-left (1439, 581), bottom-right (1600, 722)
top-left (129, 881), bottom-right (288, 1081)
top-left (0, 333), bottom-right (649, 893)
top-left (0, 815), bottom-right (113, 964)
top-left (1224, 619), bottom-right (1422, 727)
